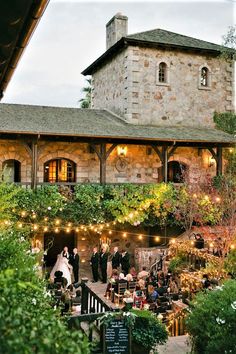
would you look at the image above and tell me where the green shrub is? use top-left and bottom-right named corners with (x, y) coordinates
top-left (168, 254), bottom-right (188, 273)
top-left (224, 249), bottom-right (236, 277)
top-left (186, 280), bottom-right (236, 354)
top-left (131, 309), bottom-right (168, 351)
top-left (0, 228), bottom-right (89, 354)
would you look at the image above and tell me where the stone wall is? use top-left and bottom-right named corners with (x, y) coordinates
top-left (0, 140), bottom-right (218, 184)
top-left (92, 46), bottom-right (234, 126)
top-left (91, 47), bottom-right (130, 118)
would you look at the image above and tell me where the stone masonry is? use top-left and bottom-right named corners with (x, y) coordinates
top-left (0, 140), bottom-right (218, 185)
top-left (92, 45), bottom-right (234, 126)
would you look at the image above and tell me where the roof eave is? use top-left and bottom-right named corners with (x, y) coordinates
top-left (0, 0), bottom-right (50, 98)
top-left (82, 36), bottom-right (227, 76)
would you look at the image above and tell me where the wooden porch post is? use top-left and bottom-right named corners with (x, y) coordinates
top-left (90, 143), bottom-right (117, 185)
top-left (162, 146), bottom-right (168, 183)
top-left (100, 143), bottom-right (106, 185)
top-left (31, 140), bottom-right (38, 190)
top-left (216, 146), bottom-right (223, 176)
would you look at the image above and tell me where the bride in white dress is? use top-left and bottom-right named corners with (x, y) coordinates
top-left (50, 254), bottom-right (72, 286)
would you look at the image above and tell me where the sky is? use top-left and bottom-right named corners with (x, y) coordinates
top-left (2, 0), bottom-right (235, 108)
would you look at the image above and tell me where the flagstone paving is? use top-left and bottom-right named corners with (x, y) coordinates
top-left (156, 335), bottom-right (190, 354)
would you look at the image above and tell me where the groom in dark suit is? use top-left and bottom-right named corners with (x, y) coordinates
top-left (71, 248), bottom-right (80, 283)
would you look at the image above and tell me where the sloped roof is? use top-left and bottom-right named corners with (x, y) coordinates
top-left (0, 103), bottom-right (235, 145)
top-left (126, 28), bottom-right (226, 52)
top-left (82, 28), bottom-right (230, 75)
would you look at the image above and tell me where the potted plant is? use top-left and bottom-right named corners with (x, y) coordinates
top-left (131, 309), bottom-right (168, 354)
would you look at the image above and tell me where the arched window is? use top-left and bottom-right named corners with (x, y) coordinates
top-left (200, 67), bottom-right (209, 87)
top-left (158, 161), bottom-right (187, 183)
top-left (158, 62), bottom-right (167, 83)
top-left (44, 158), bottom-right (76, 183)
top-left (2, 159), bottom-right (21, 182)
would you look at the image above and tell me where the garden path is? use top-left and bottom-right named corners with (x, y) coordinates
top-left (156, 335), bottom-right (190, 354)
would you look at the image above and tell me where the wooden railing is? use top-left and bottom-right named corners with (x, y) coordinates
top-left (81, 281), bottom-right (114, 315)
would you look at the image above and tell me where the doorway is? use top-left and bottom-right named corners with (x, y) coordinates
top-left (44, 231), bottom-right (76, 267)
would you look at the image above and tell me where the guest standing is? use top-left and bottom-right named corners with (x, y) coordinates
top-left (120, 250), bottom-right (130, 276)
top-left (71, 248), bottom-right (80, 283)
top-left (90, 247), bottom-right (99, 282)
top-left (111, 246), bottom-right (121, 269)
top-left (100, 248), bottom-right (108, 283)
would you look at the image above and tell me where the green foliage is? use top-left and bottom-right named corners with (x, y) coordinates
top-left (213, 112), bottom-right (236, 135)
top-left (213, 112), bottom-right (236, 175)
top-left (104, 183), bottom-right (177, 227)
top-left (224, 249), bottom-right (236, 277)
top-left (79, 78), bottom-right (91, 109)
top-left (0, 227), bottom-right (89, 354)
top-left (130, 309), bottom-right (168, 350)
top-left (0, 183), bottom-right (21, 222)
top-left (186, 280), bottom-right (236, 354)
top-left (168, 254), bottom-right (188, 273)
top-left (15, 185), bottom-right (65, 219)
top-left (222, 25), bottom-right (236, 60)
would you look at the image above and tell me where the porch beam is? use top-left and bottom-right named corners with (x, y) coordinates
top-left (105, 143), bottom-right (117, 160)
top-left (207, 147), bottom-right (217, 161)
top-left (150, 145), bottom-right (162, 161)
top-left (168, 145), bottom-right (178, 159)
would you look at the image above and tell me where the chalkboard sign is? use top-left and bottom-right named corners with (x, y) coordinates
top-left (103, 319), bottom-right (131, 354)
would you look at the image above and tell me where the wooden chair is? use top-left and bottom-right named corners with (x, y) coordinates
top-left (114, 282), bottom-right (127, 305)
top-left (128, 281), bottom-right (136, 294)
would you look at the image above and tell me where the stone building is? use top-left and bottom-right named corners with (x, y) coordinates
top-left (0, 14), bottom-right (235, 271)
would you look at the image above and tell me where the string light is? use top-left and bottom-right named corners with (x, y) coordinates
top-left (55, 219), bottom-right (60, 225)
top-left (138, 234), bottom-right (143, 240)
top-left (21, 211), bottom-right (26, 217)
top-left (123, 232), bottom-right (127, 238)
top-left (33, 224), bottom-right (38, 230)
top-left (155, 236), bottom-right (160, 242)
top-left (55, 227), bottom-right (59, 233)
top-left (66, 228), bottom-right (70, 233)
top-left (44, 226), bottom-right (48, 232)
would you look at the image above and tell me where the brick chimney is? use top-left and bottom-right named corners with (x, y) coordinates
top-left (106, 13), bottom-right (128, 50)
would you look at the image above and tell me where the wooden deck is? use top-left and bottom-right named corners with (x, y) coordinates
top-left (85, 281), bottom-right (121, 310)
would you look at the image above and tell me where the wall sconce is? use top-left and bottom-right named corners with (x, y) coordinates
top-left (117, 146), bottom-right (127, 157)
top-left (208, 156), bottom-right (215, 167)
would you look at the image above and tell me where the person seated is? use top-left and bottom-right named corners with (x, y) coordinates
top-left (130, 267), bottom-right (137, 279)
top-left (133, 289), bottom-right (146, 309)
top-left (53, 270), bottom-right (67, 288)
top-left (125, 273), bottom-right (133, 282)
top-left (168, 278), bottom-right (179, 294)
top-left (146, 273), bottom-right (158, 288)
top-left (137, 277), bottom-right (146, 290)
top-left (104, 269), bottom-right (119, 297)
top-left (147, 285), bottom-right (159, 303)
top-left (156, 280), bottom-right (167, 296)
top-left (137, 266), bottom-right (149, 280)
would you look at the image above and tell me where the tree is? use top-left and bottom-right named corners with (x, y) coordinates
top-left (222, 25), bottom-right (236, 59)
top-left (79, 78), bottom-right (91, 108)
